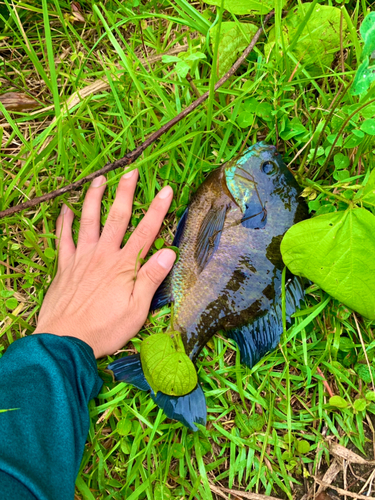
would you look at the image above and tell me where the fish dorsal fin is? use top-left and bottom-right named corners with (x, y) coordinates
top-left (195, 204), bottom-right (228, 274)
top-left (151, 208), bottom-right (189, 310)
top-left (226, 277), bottom-right (304, 368)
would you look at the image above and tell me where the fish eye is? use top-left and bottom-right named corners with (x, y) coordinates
top-left (261, 161), bottom-right (277, 175)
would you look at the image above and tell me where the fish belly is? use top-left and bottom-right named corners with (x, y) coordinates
top-left (174, 221), bottom-right (279, 362)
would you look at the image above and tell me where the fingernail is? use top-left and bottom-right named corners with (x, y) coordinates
top-left (123, 168), bottom-right (136, 179)
top-left (157, 249), bottom-right (176, 269)
top-left (91, 175), bottom-right (105, 188)
top-left (158, 186), bottom-right (173, 199)
top-left (61, 204), bottom-right (68, 215)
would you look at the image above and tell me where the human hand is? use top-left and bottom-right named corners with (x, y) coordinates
top-left (34, 170), bottom-right (176, 358)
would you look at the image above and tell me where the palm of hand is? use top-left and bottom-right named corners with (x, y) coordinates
top-left (34, 170), bottom-right (176, 358)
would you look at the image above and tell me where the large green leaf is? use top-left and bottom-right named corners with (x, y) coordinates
top-left (210, 22), bottom-right (258, 77)
top-left (264, 3), bottom-right (347, 76)
top-left (140, 333), bottom-right (197, 396)
top-left (281, 208), bottom-right (375, 320)
top-left (205, 0), bottom-right (276, 15)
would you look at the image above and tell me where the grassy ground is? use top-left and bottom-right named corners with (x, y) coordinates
top-left (1, 0), bottom-right (375, 499)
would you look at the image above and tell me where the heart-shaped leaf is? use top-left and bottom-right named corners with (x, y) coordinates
top-left (140, 333), bottom-right (197, 396)
top-left (265, 3), bottom-right (347, 77)
top-left (281, 208), bottom-right (375, 320)
top-left (210, 22), bottom-right (258, 77)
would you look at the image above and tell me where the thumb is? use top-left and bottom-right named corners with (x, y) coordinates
top-left (134, 249), bottom-right (176, 303)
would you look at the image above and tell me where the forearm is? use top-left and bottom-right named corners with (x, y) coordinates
top-left (0, 334), bottom-right (103, 500)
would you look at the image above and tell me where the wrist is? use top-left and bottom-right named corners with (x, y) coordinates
top-left (33, 324), bottom-right (101, 358)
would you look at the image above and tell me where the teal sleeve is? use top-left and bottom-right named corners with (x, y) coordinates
top-left (0, 334), bottom-right (103, 500)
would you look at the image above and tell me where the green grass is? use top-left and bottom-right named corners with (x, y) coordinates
top-left (1, 0), bottom-right (375, 499)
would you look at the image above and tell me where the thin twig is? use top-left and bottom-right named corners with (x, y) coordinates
top-left (0, 11), bottom-right (275, 219)
top-left (0, 260), bottom-right (22, 273)
top-left (316, 366), bottom-right (335, 397)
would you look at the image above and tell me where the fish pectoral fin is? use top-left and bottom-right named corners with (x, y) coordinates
top-left (151, 275), bottom-right (173, 310)
top-left (195, 204), bottom-right (228, 273)
top-left (150, 208), bottom-right (189, 311)
top-left (241, 200), bottom-right (267, 229)
top-left (226, 277), bottom-right (304, 368)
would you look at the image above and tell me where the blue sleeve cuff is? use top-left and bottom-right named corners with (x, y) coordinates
top-left (0, 333), bottom-right (103, 500)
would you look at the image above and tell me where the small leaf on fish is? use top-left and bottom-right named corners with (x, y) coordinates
top-left (140, 333), bottom-right (197, 396)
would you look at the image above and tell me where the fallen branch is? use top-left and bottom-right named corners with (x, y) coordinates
top-left (313, 478), bottom-right (375, 500)
top-left (0, 11), bottom-right (274, 219)
top-left (329, 441), bottom-right (375, 465)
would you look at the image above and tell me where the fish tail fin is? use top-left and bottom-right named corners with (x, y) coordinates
top-left (107, 354), bottom-right (151, 392)
top-left (108, 355), bottom-right (207, 431)
top-left (151, 385), bottom-right (207, 432)
top-left (227, 277), bottom-right (305, 369)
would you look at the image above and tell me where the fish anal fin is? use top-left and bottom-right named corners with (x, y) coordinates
top-left (226, 277), bottom-right (305, 368)
top-left (195, 205), bottom-right (228, 273)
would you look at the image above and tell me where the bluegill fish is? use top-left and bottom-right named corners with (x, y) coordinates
top-left (108, 142), bottom-right (308, 430)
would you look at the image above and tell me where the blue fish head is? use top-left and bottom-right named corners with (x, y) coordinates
top-left (224, 142), bottom-right (301, 228)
